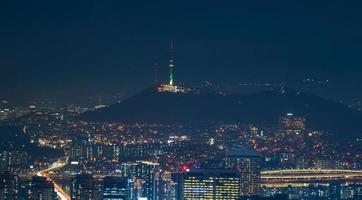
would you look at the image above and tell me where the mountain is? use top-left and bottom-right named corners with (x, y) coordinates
top-left (81, 87), bottom-right (362, 136)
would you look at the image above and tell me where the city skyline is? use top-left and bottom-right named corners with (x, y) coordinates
top-left (1, 1), bottom-right (362, 200)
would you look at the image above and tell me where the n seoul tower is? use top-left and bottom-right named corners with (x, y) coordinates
top-left (157, 42), bottom-right (190, 93)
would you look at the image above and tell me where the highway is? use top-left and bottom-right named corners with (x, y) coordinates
top-left (261, 169), bottom-right (362, 188)
top-left (36, 158), bottom-right (71, 200)
top-left (39, 167), bottom-right (362, 193)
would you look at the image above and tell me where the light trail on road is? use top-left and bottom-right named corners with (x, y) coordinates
top-left (36, 158), bottom-right (70, 200)
top-left (261, 169), bottom-right (362, 188)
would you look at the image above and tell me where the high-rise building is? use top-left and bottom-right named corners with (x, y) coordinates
top-left (0, 172), bottom-right (19, 200)
top-left (71, 174), bottom-right (102, 200)
top-left (158, 171), bottom-right (177, 200)
top-left (172, 172), bottom-right (184, 200)
top-left (181, 169), bottom-right (241, 200)
top-left (225, 146), bottom-right (261, 195)
top-left (328, 182), bottom-right (342, 200)
top-left (121, 161), bottom-right (159, 200)
top-left (121, 143), bottom-right (161, 161)
top-left (25, 176), bottom-right (55, 200)
top-left (69, 144), bottom-right (121, 164)
top-left (0, 150), bottom-right (28, 172)
top-left (103, 176), bottom-right (131, 200)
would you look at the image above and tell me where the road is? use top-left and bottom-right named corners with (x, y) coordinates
top-left (261, 169), bottom-right (362, 188)
top-left (37, 158), bottom-right (71, 200)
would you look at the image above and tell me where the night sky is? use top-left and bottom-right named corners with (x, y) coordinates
top-left (1, 1), bottom-right (362, 105)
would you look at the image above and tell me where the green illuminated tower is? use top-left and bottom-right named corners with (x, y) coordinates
top-left (168, 42), bottom-right (174, 86)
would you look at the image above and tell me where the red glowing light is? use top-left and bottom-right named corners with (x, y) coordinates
top-left (180, 164), bottom-right (190, 173)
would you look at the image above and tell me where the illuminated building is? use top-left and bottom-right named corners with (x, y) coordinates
top-left (238, 195), bottom-right (288, 200)
top-left (259, 183), bottom-right (362, 200)
top-left (121, 143), bottom-right (161, 161)
top-left (0, 150), bottom-right (28, 172)
top-left (280, 113), bottom-right (306, 132)
top-left (25, 176), bottom-right (55, 200)
top-left (157, 84), bottom-right (191, 93)
top-left (103, 176), bottom-right (131, 200)
top-left (158, 171), bottom-right (177, 200)
top-left (120, 161), bottom-right (159, 200)
top-left (296, 157), bottom-right (313, 169)
top-left (68, 144), bottom-right (120, 164)
top-left (181, 169), bottom-right (241, 200)
top-left (225, 146), bottom-right (261, 196)
top-left (71, 174), bottom-right (102, 200)
top-left (171, 172), bottom-right (184, 200)
top-left (313, 159), bottom-right (344, 169)
top-left (341, 184), bottom-right (362, 199)
top-left (0, 172), bottom-right (19, 200)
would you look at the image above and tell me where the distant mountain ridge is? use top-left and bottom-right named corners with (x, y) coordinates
top-left (81, 87), bottom-right (362, 137)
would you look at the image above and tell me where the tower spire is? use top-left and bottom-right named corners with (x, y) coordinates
top-left (154, 62), bottom-right (159, 86)
top-left (168, 42), bottom-right (174, 86)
